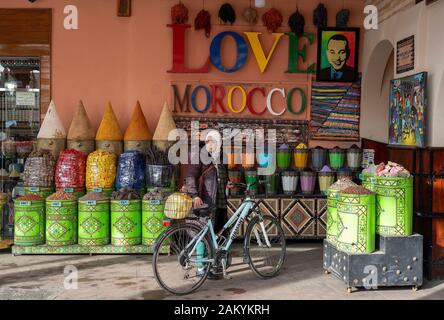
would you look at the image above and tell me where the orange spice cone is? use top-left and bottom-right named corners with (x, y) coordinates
top-left (96, 102), bottom-right (123, 141)
top-left (124, 101), bottom-right (152, 141)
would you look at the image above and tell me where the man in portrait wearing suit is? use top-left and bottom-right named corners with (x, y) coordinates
top-left (320, 34), bottom-right (355, 81)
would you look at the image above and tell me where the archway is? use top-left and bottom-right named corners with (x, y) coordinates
top-left (361, 40), bottom-right (394, 143)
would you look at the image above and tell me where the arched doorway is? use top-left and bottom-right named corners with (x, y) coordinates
top-left (361, 40), bottom-right (394, 143)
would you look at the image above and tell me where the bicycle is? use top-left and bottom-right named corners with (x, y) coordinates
top-left (152, 182), bottom-right (286, 295)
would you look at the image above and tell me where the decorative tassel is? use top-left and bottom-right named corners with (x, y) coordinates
top-left (336, 9), bottom-right (350, 28)
top-left (242, 6), bottom-right (259, 25)
top-left (313, 3), bottom-right (328, 28)
top-left (171, 1), bottom-right (188, 24)
top-left (288, 9), bottom-right (305, 36)
top-left (218, 3), bottom-right (236, 25)
top-left (195, 9), bottom-right (211, 37)
top-left (262, 8), bottom-right (283, 33)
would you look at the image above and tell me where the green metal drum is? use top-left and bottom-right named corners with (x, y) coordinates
top-left (87, 187), bottom-right (115, 198)
top-left (336, 193), bottom-right (376, 254)
top-left (111, 199), bottom-right (141, 246)
top-left (326, 189), bottom-right (340, 246)
top-left (14, 199), bottom-right (45, 245)
top-left (46, 199), bottom-right (78, 246)
top-left (25, 187), bottom-right (54, 199)
top-left (373, 176), bottom-right (413, 236)
top-left (78, 199), bottom-right (110, 245)
top-left (57, 187), bottom-right (86, 199)
top-left (142, 199), bottom-right (168, 246)
top-left (361, 173), bottom-right (376, 192)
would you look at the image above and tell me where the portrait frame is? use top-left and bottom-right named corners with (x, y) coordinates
top-left (316, 27), bottom-right (360, 83)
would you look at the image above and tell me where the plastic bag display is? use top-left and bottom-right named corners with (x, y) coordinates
top-left (23, 150), bottom-right (56, 187)
top-left (86, 150), bottom-right (117, 189)
top-left (55, 149), bottom-right (87, 188)
top-left (116, 151), bottom-right (146, 190)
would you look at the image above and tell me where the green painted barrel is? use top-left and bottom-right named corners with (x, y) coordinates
top-left (78, 199), bottom-right (110, 245)
top-left (361, 173), bottom-right (376, 192)
top-left (14, 199), bottom-right (45, 245)
top-left (111, 199), bottom-right (141, 246)
top-left (373, 176), bottom-right (413, 236)
top-left (57, 187), bottom-right (86, 199)
top-left (326, 189), bottom-right (340, 246)
top-left (142, 199), bottom-right (168, 246)
top-left (25, 187), bottom-right (54, 199)
top-left (336, 193), bottom-right (376, 254)
top-left (87, 187), bottom-right (115, 198)
top-left (46, 199), bottom-right (78, 246)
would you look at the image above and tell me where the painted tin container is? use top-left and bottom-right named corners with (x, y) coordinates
top-left (46, 199), bottom-right (78, 246)
top-left (264, 173), bottom-right (279, 196)
top-left (318, 172), bottom-right (336, 195)
top-left (300, 171), bottom-right (316, 195)
top-left (361, 173), bottom-right (377, 192)
top-left (373, 176), bottom-right (413, 236)
top-left (347, 147), bottom-right (362, 170)
top-left (293, 149), bottom-right (309, 170)
top-left (67, 139), bottom-right (95, 155)
top-left (111, 199), bottom-right (142, 246)
top-left (78, 199), bottom-right (110, 245)
top-left (311, 148), bottom-right (327, 171)
top-left (86, 187), bottom-right (115, 198)
top-left (329, 148), bottom-right (345, 170)
top-left (326, 189), bottom-right (340, 246)
top-left (24, 186), bottom-right (54, 199)
top-left (277, 150), bottom-right (292, 169)
top-left (244, 170), bottom-right (258, 194)
top-left (57, 187), bottom-right (86, 199)
top-left (336, 193), bottom-right (376, 254)
top-left (96, 140), bottom-right (123, 156)
top-left (142, 199), bottom-right (168, 246)
top-left (14, 199), bottom-right (45, 245)
top-left (282, 171), bottom-right (298, 195)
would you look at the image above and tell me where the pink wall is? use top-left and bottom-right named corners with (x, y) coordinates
top-left (1, 0), bottom-right (364, 148)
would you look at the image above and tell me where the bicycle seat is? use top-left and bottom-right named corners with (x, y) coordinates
top-left (193, 205), bottom-right (215, 217)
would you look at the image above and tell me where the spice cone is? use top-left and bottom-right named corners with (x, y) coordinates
top-left (96, 102), bottom-right (123, 141)
top-left (68, 100), bottom-right (95, 140)
top-left (124, 101), bottom-right (152, 141)
top-left (153, 102), bottom-right (176, 150)
top-left (37, 100), bottom-right (66, 139)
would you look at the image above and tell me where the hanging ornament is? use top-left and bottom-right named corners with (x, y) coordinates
top-left (313, 3), bottom-right (328, 28)
top-left (218, 3), bottom-right (236, 25)
top-left (336, 9), bottom-right (350, 27)
top-left (262, 8), bottom-right (283, 33)
top-left (195, 9), bottom-right (211, 37)
top-left (288, 9), bottom-right (305, 36)
top-left (171, 1), bottom-right (188, 24)
top-left (242, 6), bottom-right (259, 25)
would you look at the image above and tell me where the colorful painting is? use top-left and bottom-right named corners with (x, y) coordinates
top-left (389, 72), bottom-right (427, 147)
top-left (310, 76), bottom-right (361, 141)
top-left (317, 28), bottom-right (360, 83)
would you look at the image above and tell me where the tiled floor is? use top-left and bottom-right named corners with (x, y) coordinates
top-left (1, 242), bottom-right (443, 300)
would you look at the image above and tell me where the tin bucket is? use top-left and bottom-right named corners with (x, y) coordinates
top-left (14, 199), bottom-right (45, 245)
top-left (336, 193), bottom-right (376, 253)
top-left (276, 150), bottom-right (292, 169)
top-left (46, 199), bottom-right (78, 246)
top-left (264, 173), bottom-right (279, 196)
top-left (282, 171), bottom-right (298, 195)
top-left (142, 199), bottom-right (168, 246)
top-left (78, 199), bottom-right (110, 245)
top-left (300, 171), bottom-right (316, 195)
top-left (318, 172), bottom-right (335, 195)
top-left (111, 199), bottom-right (142, 246)
top-left (311, 148), bottom-right (327, 171)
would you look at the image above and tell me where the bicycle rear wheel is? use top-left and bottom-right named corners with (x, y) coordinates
top-left (244, 215), bottom-right (286, 278)
top-left (153, 223), bottom-right (213, 295)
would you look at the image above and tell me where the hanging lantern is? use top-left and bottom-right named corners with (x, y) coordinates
top-left (288, 9), bottom-right (305, 36)
top-left (194, 9), bottom-right (211, 37)
top-left (336, 9), bottom-right (350, 28)
top-left (242, 6), bottom-right (259, 25)
top-left (313, 3), bottom-right (328, 28)
top-left (262, 8), bottom-right (283, 33)
top-left (218, 3), bottom-right (236, 25)
top-left (171, 1), bottom-right (188, 24)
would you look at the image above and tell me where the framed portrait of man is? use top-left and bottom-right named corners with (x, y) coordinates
top-left (316, 28), bottom-right (360, 83)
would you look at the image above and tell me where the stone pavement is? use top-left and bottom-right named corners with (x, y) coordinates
top-left (1, 242), bottom-right (444, 300)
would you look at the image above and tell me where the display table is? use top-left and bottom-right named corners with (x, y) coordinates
top-left (12, 244), bottom-right (170, 255)
top-left (227, 194), bottom-right (327, 240)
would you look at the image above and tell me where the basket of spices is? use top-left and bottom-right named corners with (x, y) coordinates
top-left (46, 190), bottom-right (78, 246)
top-left (14, 194), bottom-right (45, 246)
top-left (110, 188), bottom-right (142, 246)
top-left (78, 192), bottom-right (110, 246)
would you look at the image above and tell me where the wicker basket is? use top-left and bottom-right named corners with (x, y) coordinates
top-left (164, 192), bottom-right (193, 220)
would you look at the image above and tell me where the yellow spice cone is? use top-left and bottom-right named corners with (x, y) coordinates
top-left (152, 102), bottom-right (177, 151)
top-left (37, 100), bottom-right (66, 139)
top-left (68, 100), bottom-right (95, 140)
top-left (96, 102), bottom-right (123, 141)
top-left (124, 101), bottom-right (152, 141)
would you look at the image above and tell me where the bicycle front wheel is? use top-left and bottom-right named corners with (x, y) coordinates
top-left (153, 223), bottom-right (214, 295)
top-left (244, 215), bottom-right (286, 279)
